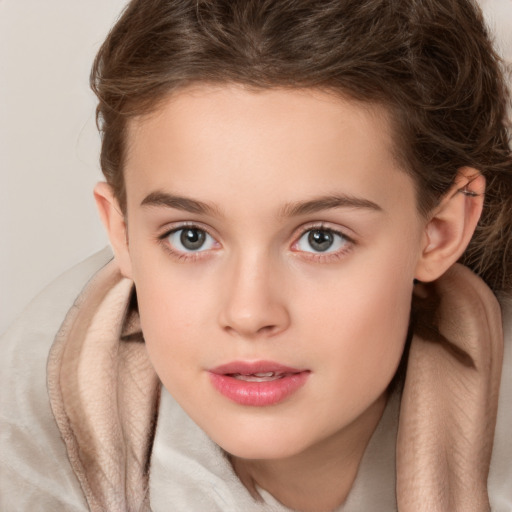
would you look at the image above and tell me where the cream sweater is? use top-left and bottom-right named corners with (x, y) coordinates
top-left (1, 248), bottom-right (511, 511)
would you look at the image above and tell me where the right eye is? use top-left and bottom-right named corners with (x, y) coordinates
top-left (165, 227), bottom-right (217, 253)
top-left (295, 228), bottom-right (349, 254)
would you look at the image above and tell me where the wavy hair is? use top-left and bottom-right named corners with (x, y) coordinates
top-left (91, 0), bottom-right (512, 292)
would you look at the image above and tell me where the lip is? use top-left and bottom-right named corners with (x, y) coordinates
top-left (208, 360), bottom-right (310, 407)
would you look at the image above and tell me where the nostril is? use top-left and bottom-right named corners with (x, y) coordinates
top-left (256, 324), bottom-right (279, 335)
top-left (222, 322), bottom-right (280, 337)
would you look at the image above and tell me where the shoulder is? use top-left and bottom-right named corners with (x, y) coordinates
top-left (489, 293), bottom-right (512, 511)
top-left (0, 248), bottom-right (113, 511)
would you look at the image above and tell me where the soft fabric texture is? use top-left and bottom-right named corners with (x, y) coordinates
top-left (397, 266), bottom-right (504, 511)
top-left (47, 261), bottom-right (160, 512)
top-left (1, 248), bottom-right (511, 511)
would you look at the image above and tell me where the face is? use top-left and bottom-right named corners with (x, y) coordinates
top-left (120, 85), bottom-right (427, 460)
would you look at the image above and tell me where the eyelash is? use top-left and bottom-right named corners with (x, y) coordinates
top-left (291, 223), bottom-right (355, 262)
top-left (157, 223), bottom-right (355, 262)
top-left (158, 223), bottom-right (219, 262)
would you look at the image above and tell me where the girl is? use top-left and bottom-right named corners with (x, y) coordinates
top-left (2, 0), bottom-right (511, 510)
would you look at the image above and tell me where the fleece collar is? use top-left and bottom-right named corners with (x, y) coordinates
top-left (47, 261), bottom-right (503, 512)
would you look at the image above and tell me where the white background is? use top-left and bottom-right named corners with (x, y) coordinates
top-left (0, 0), bottom-right (128, 334)
top-left (1, 0), bottom-right (511, 334)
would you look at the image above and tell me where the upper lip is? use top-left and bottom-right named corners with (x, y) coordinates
top-left (209, 360), bottom-right (307, 376)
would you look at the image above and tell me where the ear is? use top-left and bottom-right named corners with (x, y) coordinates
top-left (94, 182), bottom-right (133, 279)
top-left (415, 168), bottom-right (485, 282)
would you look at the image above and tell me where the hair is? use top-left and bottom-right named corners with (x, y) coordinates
top-left (91, 0), bottom-right (512, 292)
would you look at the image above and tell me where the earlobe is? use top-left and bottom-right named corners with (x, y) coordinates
top-left (93, 182), bottom-right (133, 279)
top-left (415, 168), bottom-right (485, 282)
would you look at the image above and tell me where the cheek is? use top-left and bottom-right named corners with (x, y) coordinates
top-left (301, 254), bottom-right (414, 399)
top-left (130, 257), bottom-right (215, 384)
top-left (348, 272), bottom-right (411, 375)
top-left (136, 290), bottom-right (208, 406)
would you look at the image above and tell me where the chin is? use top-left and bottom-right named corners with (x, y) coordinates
top-left (209, 424), bottom-right (313, 461)
top-left (224, 442), bottom-right (301, 461)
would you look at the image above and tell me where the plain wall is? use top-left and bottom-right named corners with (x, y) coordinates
top-left (0, 0), bottom-right (128, 334)
top-left (1, 0), bottom-right (511, 334)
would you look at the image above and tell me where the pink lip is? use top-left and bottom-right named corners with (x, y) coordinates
top-left (208, 360), bottom-right (310, 407)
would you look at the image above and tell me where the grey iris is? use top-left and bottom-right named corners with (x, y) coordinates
top-left (180, 228), bottom-right (206, 250)
top-left (308, 230), bottom-right (333, 252)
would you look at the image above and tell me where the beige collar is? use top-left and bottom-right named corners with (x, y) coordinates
top-left (48, 261), bottom-right (160, 512)
top-left (47, 261), bottom-right (503, 512)
top-left (397, 264), bottom-right (503, 512)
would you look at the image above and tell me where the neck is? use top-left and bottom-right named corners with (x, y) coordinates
top-left (230, 392), bottom-right (388, 512)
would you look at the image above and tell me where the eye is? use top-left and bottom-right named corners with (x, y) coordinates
top-left (295, 228), bottom-right (349, 253)
top-left (166, 227), bottom-right (216, 253)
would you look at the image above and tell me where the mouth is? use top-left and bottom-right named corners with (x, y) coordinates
top-left (208, 361), bottom-right (310, 406)
top-left (229, 371), bottom-right (287, 382)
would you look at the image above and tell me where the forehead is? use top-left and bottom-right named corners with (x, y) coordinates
top-left (123, 85), bottom-right (414, 215)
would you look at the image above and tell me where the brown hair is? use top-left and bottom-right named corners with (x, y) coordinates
top-left (91, 0), bottom-right (512, 292)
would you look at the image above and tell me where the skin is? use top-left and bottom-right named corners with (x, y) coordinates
top-left (95, 85), bottom-right (484, 511)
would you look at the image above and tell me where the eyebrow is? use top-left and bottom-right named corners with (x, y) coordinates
top-left (141, 191), bottom-right (221, 216)
top-left (279, 194), bottom-right (383, 217)
top-left (140, 191), bottom-right (382, 217)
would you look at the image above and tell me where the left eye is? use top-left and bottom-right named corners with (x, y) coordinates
top-left (166, 227), bottom-right (216, 252)
top-left (295, 228), bottom-right (348, 253)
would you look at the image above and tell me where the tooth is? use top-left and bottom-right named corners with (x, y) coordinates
top-left (232, 373), bottom-right (283, 382)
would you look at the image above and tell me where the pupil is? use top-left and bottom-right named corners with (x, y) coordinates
top-left (308, 230), bottom-right (333, 252)
top-left (180, 229), bottom-right (206, 250)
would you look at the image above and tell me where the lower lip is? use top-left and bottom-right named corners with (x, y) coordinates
top-left (208, 372), bottom-right (309, 406)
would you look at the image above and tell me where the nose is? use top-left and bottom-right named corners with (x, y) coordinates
top-left (217, 253), bottom-right (290, 338)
